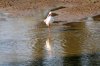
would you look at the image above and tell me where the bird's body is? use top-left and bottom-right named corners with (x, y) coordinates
top-left (44, 16), bottom-right (54, 26)
top-left (44, 12), bottom-right (54, 27)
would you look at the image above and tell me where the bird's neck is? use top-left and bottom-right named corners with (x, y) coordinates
top-left (48, 15), bottom-right (53, 18)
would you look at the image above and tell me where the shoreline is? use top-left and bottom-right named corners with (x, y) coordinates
top-left (0, 0), bottom-right (100, 21)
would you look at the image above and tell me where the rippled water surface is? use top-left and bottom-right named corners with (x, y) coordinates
top-left (0, 14), bottom-right (100, 66)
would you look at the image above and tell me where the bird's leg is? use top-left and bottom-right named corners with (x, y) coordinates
top-left (48, 24), bottom-right (51, 32)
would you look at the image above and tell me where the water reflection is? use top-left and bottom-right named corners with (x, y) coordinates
top-left (0, 16), bottom-right (100, 66)
top-left (63, 53), bottom-right (100, 66)
top-left (45, 33), bottom-right (51, 52)
top-left (45, 32), bottom-right (52, 59)
top-left (43, 32), bottom-right (63, 66)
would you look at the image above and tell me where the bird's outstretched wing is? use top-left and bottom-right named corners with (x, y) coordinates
top-left (51, 6), bottom-right (66, 11)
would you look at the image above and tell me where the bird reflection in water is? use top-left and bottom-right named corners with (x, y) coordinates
top-left (45, 38), bottom-right (51, 51)
top-left (45, 32), bottom-right (53, 59)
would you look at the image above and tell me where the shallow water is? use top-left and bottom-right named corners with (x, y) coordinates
top-left (0, 14), bottom-right (100, 66)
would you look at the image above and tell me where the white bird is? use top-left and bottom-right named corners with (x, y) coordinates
top-left (44, 12), bottom-right (54, 27)
top-left (44, 6), bottom-right (66, 27)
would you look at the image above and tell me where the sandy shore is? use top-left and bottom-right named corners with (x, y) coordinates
top-left (0, 0), bottom-right (100, 21)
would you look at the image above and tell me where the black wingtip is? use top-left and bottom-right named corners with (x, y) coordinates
top-left (51, 6), bottom-right (66, 11)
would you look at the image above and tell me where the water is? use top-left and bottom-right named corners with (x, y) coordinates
top-left (0, 14), bottom-right (100, 66)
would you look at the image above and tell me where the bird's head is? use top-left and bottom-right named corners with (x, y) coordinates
top-left (48, 12), bottom-right (53, 16)
top-left (48, 12), bottom-right (58, 16)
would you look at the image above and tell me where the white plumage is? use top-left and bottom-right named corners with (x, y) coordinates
top-left (44, 12), bottom-right (54, 26)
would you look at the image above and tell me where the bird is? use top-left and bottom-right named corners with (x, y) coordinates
top-left (44, 12), bottom-right (54, 28)
top-left (44, 6), bottom-right (66, 28)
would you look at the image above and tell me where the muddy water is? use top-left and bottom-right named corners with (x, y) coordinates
top-left (0, 14), bottom-right (100, 66)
